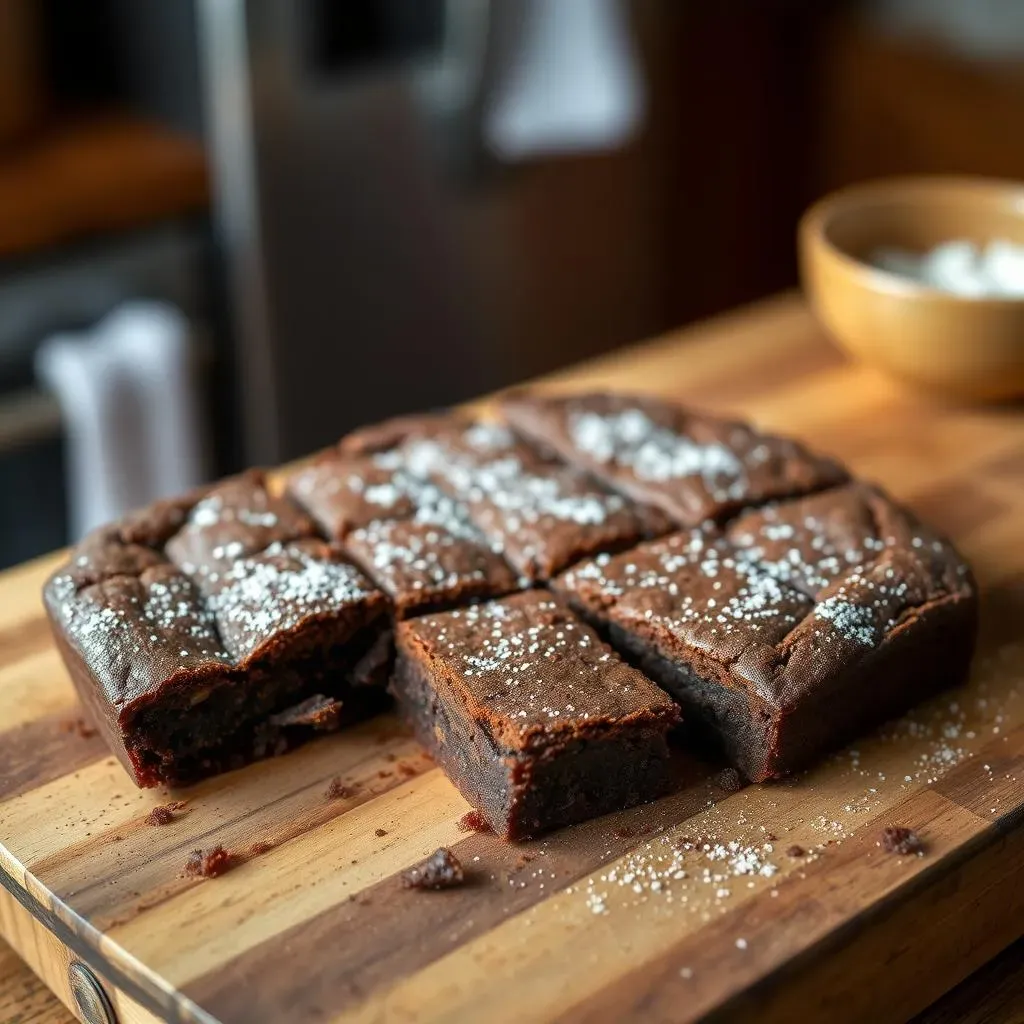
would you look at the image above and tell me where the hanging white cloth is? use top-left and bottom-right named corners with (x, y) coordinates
top-left (35, 301), bottom-right (206, 540)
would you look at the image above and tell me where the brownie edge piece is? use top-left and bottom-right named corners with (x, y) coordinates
top-left (392, 591), bottom-right (680, 840)
top-left (502, 391), bottom-right (846, 526)
top-left (555, 486), bottom-right (977, 781)
top-left (44, 486), bottom-right (392, 788)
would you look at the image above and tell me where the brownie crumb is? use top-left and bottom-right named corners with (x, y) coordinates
top-left (325, 777), bottom-right (354, 800)
top-left (375, 828), bottom-right (388, 837)
top-left (397, 762), bottom-right (418, 778)
top-left (401, 848), bottom-right (465, 890)
top-left (764, 832), bottom-right (778, 842)
top-left (457, 810), bottom-right (492, 834)
top-left (145, 801), bottom-right (184, 826)
top-left (613, 826), bottom-right (637, 840)
top-left (62, 717), bottom-right (98, 739)
top-left (184, 846), bottom-right (235, 878)
top-left (881, 826), bottom-right (922, 856)
top-left (786, 844), bottom-right (806, 858)
top-left (514, 853), bottom-right (535, 869)
top-left (715, 768), bottom-right (743, 793)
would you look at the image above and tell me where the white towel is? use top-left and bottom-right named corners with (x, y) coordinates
top-left (35, 301), bottom-right (206, 540)
top-left (102, 301), bottom-right (207, 502)
top-left (484, 0), bottom-right (645, 160)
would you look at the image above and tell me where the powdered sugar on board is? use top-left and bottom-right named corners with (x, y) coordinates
top-left (546, 637), bottom-right (1024, 923)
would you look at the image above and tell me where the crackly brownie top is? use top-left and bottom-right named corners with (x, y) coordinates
top-left (287, 448), bottom-right (450, 538)
top-left (397, 590), bottom-right (679, 751)
top-left (555, 530), bottom-right (814, 695)
top-left (502, 391), bottom-right (846, 526)
top-left (343, 518), bottom-right (518, 617)
top-left (402, 420), bottom-right (671, 581)
top-left (555, 483), bottom-right (973, 709)
top-left (165, 471), bottom-right (316, 580)
top-left (288, 420), bottom-right (523, 612)
top-left (45, 473), bottom-right (385, 716)
top-left (725, 482), bottom-right (969, 597)
top-left (294, 415), bottom-right (669, 583)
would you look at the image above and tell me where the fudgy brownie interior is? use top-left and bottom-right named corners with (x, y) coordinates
top-left (393, 592), bottom-right (679, 839)
top-left (45, 474), bottom-right (390, 787)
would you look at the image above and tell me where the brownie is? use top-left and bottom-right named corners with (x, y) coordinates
top-left (165, 471), bottom-right (315, 579)
top-left (405, 419), bottom-right (671, 581)
top-left (44, 390), bottom-right (980, 824)
top-left (554, 483), bottom-right (976, 781)
top-left (287, 449), bottom-right (432, 538)
top-left (502, 391), bottom-right (846, 526)
top-left (44, 474), bottom-right (391, 788)
top-left (288, 432), bottom-right (519, 616)
top-left (343, 518), bottom-right (519, 618)
top-left (392, 591), bottom-right (680, 839)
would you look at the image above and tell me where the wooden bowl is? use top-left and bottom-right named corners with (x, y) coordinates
top-left (799, 177), bottom-right (1024, 401)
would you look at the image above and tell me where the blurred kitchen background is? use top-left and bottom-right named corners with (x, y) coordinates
top-left (2, 0), bottom-right (1024, 568)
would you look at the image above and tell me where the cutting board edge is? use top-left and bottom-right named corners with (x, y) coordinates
top-left (0, 855), bottom-right (216, 1024)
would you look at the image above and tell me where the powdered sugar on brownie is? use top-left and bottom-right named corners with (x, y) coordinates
top-left (410, 592), bottom-right (676, 737)
top-left (208, 541), bottom-right (377, 659)
top-left (571, 409), bottom-right (744, 496)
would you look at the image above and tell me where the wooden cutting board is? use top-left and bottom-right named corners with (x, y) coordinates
top-left (2, 294), bottom-right (1023, 1024)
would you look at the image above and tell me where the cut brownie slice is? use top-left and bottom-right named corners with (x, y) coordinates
top-left (165, 471), bottom-right (315, 580)
top-left (408, 420), bottom-right (671, 581)
top-left (44, 480), bottom-right (390, 788)
top-left (287, 449), bottom-right (431, 538)
top-left (288, 427), bottom-right (519, 616)
top-left (502, 391), bottom-right (846, 526)
top-left (392, 591), bottom-right (679, 839)
top-left (343, 519), bottom-right (519, 618)
top-left (554, 487), bottom-right (976, 780)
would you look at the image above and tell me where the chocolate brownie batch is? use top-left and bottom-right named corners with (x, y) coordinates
top-left (44, 392), bottom-right (977, 840)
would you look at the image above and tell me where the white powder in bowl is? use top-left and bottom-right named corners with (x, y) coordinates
top-left (871, 239), bottom-right (1024, 298)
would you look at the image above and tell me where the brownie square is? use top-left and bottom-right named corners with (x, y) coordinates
top-left (165, 471), bottom-right (315, 579)
top-left (288, 429), bottom-right (520, 616)
top-left (554, 485), bottom-right (976, 780)
top-left (44, 477), bottom-right (390, 788)
top-left (502, 391), bottom-right (846, 526)
top-left (287, 450), bottom-right (428, 538)
top-left (343, 518), bottom-right (518, 618)
top-left (411, 420), bottom-right (672, 581)
top-left (392, 591), bottom-right (680, 839)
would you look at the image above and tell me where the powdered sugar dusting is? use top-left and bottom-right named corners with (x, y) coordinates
top-left (413, 593), bottom-right (668, 730)
top-left (209, 542), bottom-right (376, 659)
top-left (570, 409), bottom-right (745, 497)
top-left (60, 570), bottom-right (231, 665)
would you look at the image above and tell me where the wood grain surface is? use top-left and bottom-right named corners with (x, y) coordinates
top-left (2, 293), bottom-right (1023, 1024)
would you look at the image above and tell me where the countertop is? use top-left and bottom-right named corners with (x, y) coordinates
top-left (3, 293), bottom-right (1022, 1024)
